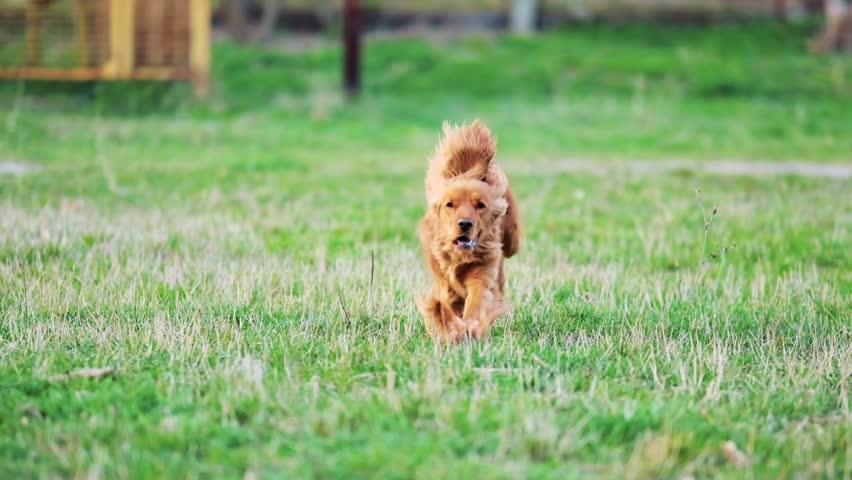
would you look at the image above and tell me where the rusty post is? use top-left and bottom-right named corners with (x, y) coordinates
top-left (343, 0), bottom-right (361, 97)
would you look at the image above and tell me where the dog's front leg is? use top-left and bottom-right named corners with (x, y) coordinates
top-left (462, 281), bottom-right (510, 340)
top-left (461, 282), bottom-right (491, 339)
top-left (420, 292), bottom-right (468, 343)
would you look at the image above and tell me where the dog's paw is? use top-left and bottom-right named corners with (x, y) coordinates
top-left (467, 322), bottom-right (490, 340)
top-left (452, 320), bottom-right (486, 342)
top-left (445, 317), bottom-right (468, 342)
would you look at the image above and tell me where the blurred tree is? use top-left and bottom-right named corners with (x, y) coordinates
top-left (222, 0), bottom-right (283, 44)
top-left (810, 0), bottom-right (852, 52)
top-left (249, 0), bottom-right (283, 43)
top-left (510, 0), bottom-right (537, 34)
top-left (223, 0), bottom-right (249, 43)
top-left (774, 0), bottom-right (807, 20)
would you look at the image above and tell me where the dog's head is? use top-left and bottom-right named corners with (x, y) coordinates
top-left (432, 178), bottom-right (508, 254)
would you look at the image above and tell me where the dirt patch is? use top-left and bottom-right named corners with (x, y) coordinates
top-left (0, 160), bottom-right (39, 176)
top-left (514, 159), bottom-right (852, 179)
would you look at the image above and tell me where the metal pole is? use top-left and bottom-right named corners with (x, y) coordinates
top-left (343, 0), bottom-right (361, 97)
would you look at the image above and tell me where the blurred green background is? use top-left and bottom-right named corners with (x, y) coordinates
top-left (1, 1), bottom-right (851, 479)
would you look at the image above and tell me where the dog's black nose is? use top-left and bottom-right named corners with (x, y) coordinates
top-left (458, 219), bottom-right (474, 232)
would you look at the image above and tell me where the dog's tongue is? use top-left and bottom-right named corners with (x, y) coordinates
top-left (454, 237), bottom-right (476, 250)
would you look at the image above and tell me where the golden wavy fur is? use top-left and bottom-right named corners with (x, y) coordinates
top-left (418, 120), bottom-right (521, 342)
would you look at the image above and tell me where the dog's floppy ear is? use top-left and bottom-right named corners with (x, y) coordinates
top-left (501, 188), bottom-right (521, 258)
top-left (425, 177), bottom-right (446, 208)
top-left (491, 197), bottom-right (508, 218)
top-left (485, 166), bottom-right (508, 198)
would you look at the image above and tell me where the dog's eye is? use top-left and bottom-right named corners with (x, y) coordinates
top-left (445, 202), bottom-right (454, 208)
top-left (476, 202), bottom-right (486, 209)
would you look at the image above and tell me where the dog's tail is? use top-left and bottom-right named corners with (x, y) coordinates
top-left (425, 120), bottom-right (497, 204)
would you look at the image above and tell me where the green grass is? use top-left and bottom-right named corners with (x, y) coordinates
top-left (1, 22), bottom-right (851, 479)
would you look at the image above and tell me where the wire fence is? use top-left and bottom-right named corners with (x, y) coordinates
top-left (0, 0), bottom-right (209, 95)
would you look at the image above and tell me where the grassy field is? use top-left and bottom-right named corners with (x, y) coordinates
top-left (1, 22), bottom-right (851, 479)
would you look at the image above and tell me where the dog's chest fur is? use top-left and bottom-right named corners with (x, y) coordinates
top-left (443, 262), bottom-right (475, 298)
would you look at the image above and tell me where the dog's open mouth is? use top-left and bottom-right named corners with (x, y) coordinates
top-left (453, 234), bottom-right (478, 251)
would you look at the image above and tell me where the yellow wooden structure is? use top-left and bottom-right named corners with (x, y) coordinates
top-left (0, 0), bottom-right (210, 97)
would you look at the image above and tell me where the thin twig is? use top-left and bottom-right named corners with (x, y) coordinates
top-left (337, 291), bottom-right (352, 324)
top-left (695, 188), bottom-right (717, 270)
top-left (531, 354), bottom-right (553, 372)
top-left (693, 188), bottom-right (720, 290)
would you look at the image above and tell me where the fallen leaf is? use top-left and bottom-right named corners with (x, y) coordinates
top-left (20, 405), bottom-right (43, 419)
top-left (721, 440), bottom-right (750, 467)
